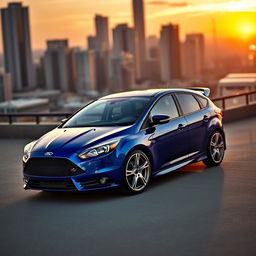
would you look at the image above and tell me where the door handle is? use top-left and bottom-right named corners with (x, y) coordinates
top-left (203, 115), bottom-right (209, 122)
top-left (178, 123), bottom-right (186, 130)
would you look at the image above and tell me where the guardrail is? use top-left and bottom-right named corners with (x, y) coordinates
top-left (212, 89), bottom-right (256, 109)
top-left (0, 112), bottom-right (71, 125)
top-left (0, 90), bottom-right (256, 125)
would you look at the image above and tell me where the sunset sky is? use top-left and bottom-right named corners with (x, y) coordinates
top-left (0, 0), bottom-right (255, 52)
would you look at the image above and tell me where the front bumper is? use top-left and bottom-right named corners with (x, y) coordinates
top-left (23, 176), bottom-right (119, 191)
top-left (23, 151), bottom-right (124, 191)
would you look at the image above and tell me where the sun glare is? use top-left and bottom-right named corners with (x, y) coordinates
top-left (239, 23), bottom-right (254, 38)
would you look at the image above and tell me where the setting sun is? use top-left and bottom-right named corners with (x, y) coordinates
top-left (239, 23), bottom-right (255, 38)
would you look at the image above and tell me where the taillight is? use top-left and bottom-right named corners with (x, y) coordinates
top-left (215, 109), bottom-right (223, 117)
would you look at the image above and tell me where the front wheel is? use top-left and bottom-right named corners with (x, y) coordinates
top-left (203, 131), bottom-right (225, 167)
top-left (121, 150), bottom-right (151, 195)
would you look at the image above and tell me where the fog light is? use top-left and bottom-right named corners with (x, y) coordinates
top-left (99, 177), bottom-right (109, 185)
top-left (23, 178), bottom-right (29, 189)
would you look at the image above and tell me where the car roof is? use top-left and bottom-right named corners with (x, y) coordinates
top-left (101, 88), bottom-right (203, 99)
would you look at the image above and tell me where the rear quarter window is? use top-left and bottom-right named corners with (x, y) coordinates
top-left (195, 95), bottom-right (208, 108)
top-left (175, 93), bottom-right (201, 115)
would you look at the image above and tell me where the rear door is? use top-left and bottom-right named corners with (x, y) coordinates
top-left (174, 93), bottom-right (210, 155)
top-left (146, 94), bottom-right (189, 170)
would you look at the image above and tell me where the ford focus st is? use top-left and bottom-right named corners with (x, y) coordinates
top-left (23, 88), bottom-right (226, 194)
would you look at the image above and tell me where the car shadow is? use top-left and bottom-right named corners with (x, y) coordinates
top-left (0, 162), bottom-right (225, 256)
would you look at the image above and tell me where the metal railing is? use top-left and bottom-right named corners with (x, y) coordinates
top-left (0, 112), bottom-right (71, 125)
top-left (212, 89), bottom-right (256, 110)
top-left (0, 90), bottom-right (255, 125)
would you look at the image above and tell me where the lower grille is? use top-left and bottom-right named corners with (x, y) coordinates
top-left (79, 178), bottom-right (113, 189)
top-left (27, 179), bottom-right (76, 190)
top-left (24, 157), bottom-right (84, 177)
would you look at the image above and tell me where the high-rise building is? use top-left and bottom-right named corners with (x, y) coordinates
top-left (112, 24), bottom-right (135, 56)
top-left (95, 51), bottom-right (110, 92)
top-left (1, 2), bottom-right (35, 91)
top-left (182, 33), bottom-right (205, 79)
top-left (112, 24), bottom-right (140, 77)
top-left (132, 0), bottom-right (146, 79)
top-left (43, 40), bottom-right (76, 92)
top-left (85, 51), bottom-right (97, 91)
top-left (160, 24), bottom-right (181, 82)
top-left (94, 15), bottom-right (110, 92)
top-left (74, 49), bottom-right (97, 92)
top-left (95, 15), bottom-right (109, 51)
top-left (147, 36), bottom-right (160, 60)
top-left (87, 36), bottom-right (96, 50)
top-left (0, 72), bottom-right (13, 102)
top-left (110, 53), bottom-right (135, 92)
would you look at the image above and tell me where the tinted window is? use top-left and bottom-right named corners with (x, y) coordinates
top-left (176, 93), bottom-right (201, 115)
top-left (63, 97), bottom-right (150, 127)
top-left (195, 95), bottom-right (208, 108)
top-left (151, 95), bottom-right (179, 119)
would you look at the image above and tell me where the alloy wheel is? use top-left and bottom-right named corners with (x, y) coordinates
top-left (210, 132), bottom-right (225, 163)
top-left (125, 152), bottom-right (151, 192)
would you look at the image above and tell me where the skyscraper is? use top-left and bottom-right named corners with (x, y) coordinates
top-left (0, 72), bottom-right (13, 102)
top-left (95, 15), bottom-right (109, 51)
top-left (182, 33), bottom-right (205, 79)
top-left (87, 35), bottom-right (96, 50)
top-left (74, 49), bottom-right (97, 92)
top-left (110, 53), bottom-right (135, 92)
top-left (43, 40), bottom-right (76, 92)
top-left (1, 2), bottom-right (35, 91)
top-left (132, 0), bottom-right (146, 79)
top-left (112, 24), bottom-right (135, 57)
top-left (95, 51), bottom-right (110, 92)
top-left (94, 14), bottom-right (110, 92)
top-left (160, 24), bottom-right (181, 82)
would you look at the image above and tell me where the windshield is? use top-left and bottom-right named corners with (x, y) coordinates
top-left (63, 97), bottom-right (151, 127)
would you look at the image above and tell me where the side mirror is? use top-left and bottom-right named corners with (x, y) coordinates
top-left (61, 118), bottom-right (67, 123)
top-left (151, 115), bottom-right (170, 125)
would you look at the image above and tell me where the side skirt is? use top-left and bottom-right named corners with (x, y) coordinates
top-left (153, 160), bottom-right (193, 177)
top-left (152, 152), bottom-right (208, 178)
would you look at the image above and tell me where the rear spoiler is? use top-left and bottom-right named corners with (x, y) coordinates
top-left (186, 87), bottom-right (210, 97)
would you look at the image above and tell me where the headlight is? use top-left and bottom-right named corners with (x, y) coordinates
top-left (23, 140), bottom-right (37, 162)
top-left (78, 140), bottom-right (119, 159)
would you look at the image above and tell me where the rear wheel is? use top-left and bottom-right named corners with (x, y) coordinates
top-left (203, 131), bottom-right (225, 167)
top-left (121, 150), bottom-right (151, 195)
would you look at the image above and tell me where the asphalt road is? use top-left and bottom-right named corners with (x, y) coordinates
top-left (0, 117), bottom-right (255, 256)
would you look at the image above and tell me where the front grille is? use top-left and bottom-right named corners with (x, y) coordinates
top-left (27, 179), bottom-right (76, 190)
top-left (24, 158), bottom-right (84, 177)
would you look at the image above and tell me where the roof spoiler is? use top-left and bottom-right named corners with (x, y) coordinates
top-left (186, 87), bottom-right (210, 97)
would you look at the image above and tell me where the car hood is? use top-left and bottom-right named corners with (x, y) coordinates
top-left (32, 126), bottom-right (131, 154)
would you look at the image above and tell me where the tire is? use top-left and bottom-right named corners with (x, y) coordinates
top-left (203, 131), bottom-right (225, 167)
top-left (121, 150), bottom-right (151, 195)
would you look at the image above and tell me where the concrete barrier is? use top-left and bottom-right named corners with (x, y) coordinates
top-left (0, 124), bottom-right (58, 139)
top-left (223, 104), bottom-right (256, 123)
top-left (0, 104), bottom-right (255, 139)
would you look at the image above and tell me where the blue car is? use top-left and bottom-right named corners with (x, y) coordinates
top-left (23, 88), bottom-right (226, 194)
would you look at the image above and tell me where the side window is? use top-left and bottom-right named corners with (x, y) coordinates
top-left (195, 95), bottom-right (208, 108)
top-left (151, 95), bottom-right (179, 119)
top-left (175, 93), bottom-right (201, 115)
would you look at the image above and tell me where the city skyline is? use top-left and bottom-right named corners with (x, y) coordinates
top-left (0, 0), bottom-right (255, 113)
top-left (0, 0), bottom-right (255, 53)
